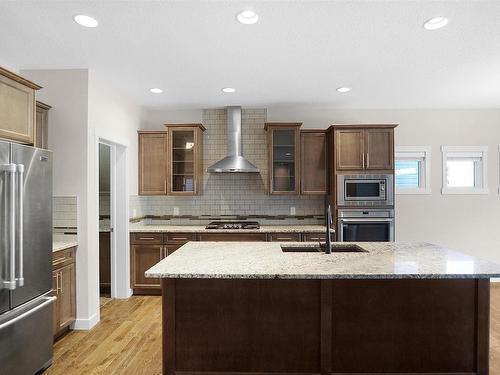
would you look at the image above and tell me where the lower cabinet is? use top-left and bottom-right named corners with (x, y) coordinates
top-left (52, 247), bottom-right (76, 339)
top-left (130, 244), bottom-right (164, 293)
top-left (130, 231), bottom-right (326, 295)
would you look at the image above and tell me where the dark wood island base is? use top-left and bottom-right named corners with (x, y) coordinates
top-left (161, 278), bottom-right (490, 375)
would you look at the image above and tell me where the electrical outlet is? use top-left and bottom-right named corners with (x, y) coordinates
top-left (132, 208), bottom-right (137, 217)
top-left (290, 207), bottom-right (296, 216)
top-left (173, 207), bottom-right (180, 216)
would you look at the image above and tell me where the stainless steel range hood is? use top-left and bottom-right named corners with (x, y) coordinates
top-left (207, 106), bottom-right (260, 173)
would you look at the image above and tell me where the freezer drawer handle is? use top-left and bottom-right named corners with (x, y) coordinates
top-left (0, 297), bottom-right (56, 330)
top-left (16, 164), bottom-right (24, 287)
top-left (1, 163), bottom-right (17, 290)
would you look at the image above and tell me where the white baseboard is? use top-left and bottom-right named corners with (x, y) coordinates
top-left (491, 278), bottom-right (500, 283)
top-left (72, 312), bottom-right (100, 330)
top-left (114, 288), bottom-right (133, 299)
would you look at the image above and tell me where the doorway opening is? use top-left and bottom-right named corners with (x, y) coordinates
top-left (99, 143), bottom-right (112, 306)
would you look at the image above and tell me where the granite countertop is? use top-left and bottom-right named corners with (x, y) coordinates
top-left (146, 241), bottom-right (500, 280)
top-left (129, 224), bottom-right (327, 234)
top-left (53, 239), bottom-right (78, 253)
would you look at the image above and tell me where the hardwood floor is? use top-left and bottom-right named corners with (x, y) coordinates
top-left (44, 296), bottom-right (162, 375)
top-left (45, 285), bottom-right (500, 374)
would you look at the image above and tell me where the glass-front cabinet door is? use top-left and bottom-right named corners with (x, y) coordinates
top-left (165, 124), bottom-right (205, 195)
top-left (265, 123), bottom-right (301, 194)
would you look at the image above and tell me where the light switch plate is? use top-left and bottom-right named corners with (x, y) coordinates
top-left (290, 207), bottom-right (296, 216)
top-left (173, 207), bottom-right (180, 216)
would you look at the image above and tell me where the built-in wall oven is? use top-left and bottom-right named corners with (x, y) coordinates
top-left (337, 209), bottom-right (395, 242)
top-left (337, 174), bottom-right (394, 206)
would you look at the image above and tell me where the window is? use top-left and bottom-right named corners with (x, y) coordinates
top-left (441, 146), bottom-right (488, 194)
top-left (395, 146), bottom-right (431, 194)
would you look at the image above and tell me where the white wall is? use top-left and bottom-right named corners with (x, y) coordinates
top-left (0, 59), bottom-right (19, 73)
top-left (21, 69), bottom-right (93, 327)
top-left (140, 108), bottom-right (202, 129)
top-left (267, 106), bottom-right (500, 263)
top-left (22, 69), bottom-right (140, 329)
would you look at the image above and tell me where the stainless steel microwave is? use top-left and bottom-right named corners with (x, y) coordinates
top-left (337, 174), bottom-right (394, 206)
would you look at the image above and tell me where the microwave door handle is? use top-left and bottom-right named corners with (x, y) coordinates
top-left (16, 164), bottom-right (24, 287)
top-left (339, 218), bottom-right (394, 223)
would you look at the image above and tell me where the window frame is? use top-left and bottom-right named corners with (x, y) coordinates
top-left (395, 146), bottom-right (431, 195)
top-left (441, 146), bottom-right (489, 195)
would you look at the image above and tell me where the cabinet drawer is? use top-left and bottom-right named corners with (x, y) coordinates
top-left (130, 232), bottom-right (163, 244)
top-left (267, 233), bottom-right (301, 242)
top-left (53, 247), bottom-right (76, 270)
top-left (302, 233), bottom-right (326, 242)
top-left (164, 232), bottom-right (197, 243)
top-left (199, 233), bottom-right (267, 242)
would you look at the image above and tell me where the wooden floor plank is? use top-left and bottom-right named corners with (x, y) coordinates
top-left (44, 284), bottom-right (500, 374)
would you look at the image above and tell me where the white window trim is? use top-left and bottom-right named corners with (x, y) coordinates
top-left (395, 146), bottom-right (431, 195)
top-left (441, 146), bottom-right (489, 195)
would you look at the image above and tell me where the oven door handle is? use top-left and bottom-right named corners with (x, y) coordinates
top-left (338, 218), bottom-right (394, 223)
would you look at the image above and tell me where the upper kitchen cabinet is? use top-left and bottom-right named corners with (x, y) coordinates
top-left (333, 125), bottom-right (397, 172)
top-left (165, 123), bottom-right (205, 196)
top-left (265, 123), bottom-right (301, 195)
top-left (0, 67), bottom-right (41, 144)
top-left (35, 101), bottom-right (51, 149)
top-left (138, 131), bottom-right (168, 195)
top-left (300, 130), bottom-right (327, 195)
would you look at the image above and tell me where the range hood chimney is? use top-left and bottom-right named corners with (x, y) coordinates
top-left (207, 106), bottom-right (260, 173)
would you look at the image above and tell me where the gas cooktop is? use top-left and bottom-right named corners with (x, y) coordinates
top-left (205, 221), bottom-right (260, 230)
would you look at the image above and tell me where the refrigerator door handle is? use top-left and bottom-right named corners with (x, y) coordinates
top-left (1, 163), bottom-right (17, 290)
top-left (0, 296), bottom-right (56, 330)
top-left (16, 164), bottom-right (24, 287)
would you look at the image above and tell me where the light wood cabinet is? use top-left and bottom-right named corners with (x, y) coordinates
top-left (265, 123), bottom-right (302, 195)
top-left (334, 126), bottom-right (395, 172)
top-left (52, 247), bottom-right (76, 339)
top-left (165, 123), bottom-right (205, 196)
top-left (0, 67), bottom-right (41, 144)
top-left (35, 101), bottom-right (51, 149)
top-left (138, 131), bottom-right (168, 195)
top-left (300, 130), bottom-right (327, 195)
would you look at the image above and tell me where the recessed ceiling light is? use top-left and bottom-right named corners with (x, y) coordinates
top-left (150, 88), bottom-right (163, 94)
top-left (423, 16), bottom-right (449, 30)
top-left (73, 14), bottom-right (99, 28)
top-left (336, 87), bottom-right (351, 93)
top-left (236, 10), bottom-right (259, 25)
top-left (222, 87), bottom-right (236, 93)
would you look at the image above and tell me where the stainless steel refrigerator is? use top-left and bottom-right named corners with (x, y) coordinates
top-left (0, 140), bottom-right (54, 374)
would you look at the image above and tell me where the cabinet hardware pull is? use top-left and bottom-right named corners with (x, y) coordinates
top-left (139, 237), bottom-right (155, 240)
top-left (171, 237), bottom-right (188, 240)
top-left (53, 257), bottom-right (68, 265)
top-left (362, 153), bottom-right (365, 168)
top-left (366, 152), bottom-right (369, 167)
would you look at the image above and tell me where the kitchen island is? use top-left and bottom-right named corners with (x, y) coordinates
top-left (146, 242), bottom-right (500, 375)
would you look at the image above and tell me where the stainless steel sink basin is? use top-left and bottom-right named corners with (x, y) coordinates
top-left (281, 243), bottom-right (367, 253)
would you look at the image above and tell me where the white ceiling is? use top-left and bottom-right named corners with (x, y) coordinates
top-left (1, 1), bottom-right (499, 109)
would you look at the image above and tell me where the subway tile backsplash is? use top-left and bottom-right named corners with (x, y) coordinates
top-left (53, 196), bottom-right (78, 235)
top-left (131, 108), bottom-right (325, 225)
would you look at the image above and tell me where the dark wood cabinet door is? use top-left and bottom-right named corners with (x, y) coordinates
top-left (165, 244), bottom-right (183, 256)
top-left (165, 124), bottom-right (205, 196)
top-left (267, 233), bottom-right (301, 242)
top-left (58, 263), bottom-right (76, 330)
top-left (131, 245), bottom-right (163, 289)
top-left (138, 132), bottom-right (168, 195)
top-left (335, 129), bottom-right (365, 170)
top-left (300, 131), bottom-right (327, 194)
top-left (99, 232), bottom-right (111, 288)
top-left (365, 128), bottom-right (394, 170)
top-left (265, 123), bottom-right (301, 195)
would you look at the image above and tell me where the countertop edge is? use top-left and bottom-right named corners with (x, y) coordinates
top-left (53, 242), bottom-right (78, 253)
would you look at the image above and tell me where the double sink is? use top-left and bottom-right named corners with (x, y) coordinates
top-left (281, 243), bottom-right (367, 253)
